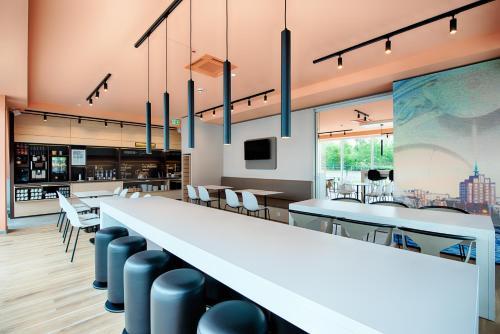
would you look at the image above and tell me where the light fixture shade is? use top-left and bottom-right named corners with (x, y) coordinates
top-left (385, 39), bottom-right (392, 54)
top-left (281, 28), bottom-right (291, 138)
top-left (95, 90), bottom-right (100, 99)
top-left (187, 79), bottom-right (195, 148)
top-left (146, 101), bottom-right (152, 154)
top-left (223, 60), bottom-right (231, 145)
top-left (450, 17), bottom-right (457, 34)
top-left (337, 56), bottom-right (343, 69)
top-left (163, 91), bottom-right (170, 151)
top-left (104, 82), bottom-right (108, 91)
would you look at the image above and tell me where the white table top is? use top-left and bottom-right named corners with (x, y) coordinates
top-left (79, 197), bottom-right (102, 209)
top-left (73, 190), bottom-right (114, 198)
top-left (100, 197), bottom-right (478, 334)
top-left (234, 189), bottom-right (283, 196)
top-left (202, 185), bottom-right (233, 190)
top-left (289, 199), bottom-right (494, 236)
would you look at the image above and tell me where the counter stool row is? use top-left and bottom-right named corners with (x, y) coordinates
top-left (95, 227), bottom-right (299, 334)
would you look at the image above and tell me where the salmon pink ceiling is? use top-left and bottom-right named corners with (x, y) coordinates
top-left (24, 0), bottom-right (500, 125)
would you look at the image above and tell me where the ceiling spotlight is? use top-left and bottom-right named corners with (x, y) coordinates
top-left (104, 120), bottom-right (108, 127)
top-left (264, 94), bottom-right (268, 103)
top-left (364, 115), bottom-right (367, 121)
top-left (78, 117), bottom-right (82, 124)
top-left (337, 55), bottom-right (343, 69)
top-left (103, 82), bottom-right (108, 92)
top-left (95, 90), bottom-right (100, 99)
top-left (343, 130), bottom-right (346, 136)
top-left (385, 38), bottom-right (392, 54)
top-left (89, 98), bottom-right (93, 106)
top-left (120, 122), bottom-right (123, 128)
top-left (231, 104), bottom-right (234, 111)
top-left (43, 113), bottom-right (47, 122)
top-left (200, 113), bottom-right (203, 119)
top-left (450, 16), bottom-right (457, 35)
top-left (212, 109), bottom-right (216, 117)
top-left (329, 132), bottom-right (332, 137)
top-left (248, 99), bottom-right (251, 107)
top-left (357, 112), bottom-right (360, 119)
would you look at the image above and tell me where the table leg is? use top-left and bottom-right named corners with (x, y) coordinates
top-left (218, 189), bottom-right (221, 209)
top-left (264, 196), bottom-right (268, 220)
top-left (361, 185), bottom-right (366, 203)
top-left (355, 185), bottom-right (360, 200)
top-left (476, 232), bottom-right (496, 320)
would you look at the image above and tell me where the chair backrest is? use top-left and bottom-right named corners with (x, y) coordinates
top-left (64, 203), bottom-right (85, 228)
top-left (338, 183), bottom-right (354, 193)
top-left (225, 189), bottom-right (240, 208)
top-left (143, 194), bottom-right (152, 198)
top-left (419, 206), bottom-right (469, 214)
top-left (57, 191), bottom-right (65, 210)
top-left (331, 197), bottom-right (361, 203)
top-left (113, 187), bottom-right (122, 195)
top-left (242, 191), bottom-right (259, 211)
top-left (130, 192), bottom-right (140, 199)
top-left (198, 186), bottom-right (210, 201)
top-left (336, 218), bottom-right (393, 244)
top-left (186, 185), bottom-right (198, 200)
top-left (119, 189), bottom-right (129, 198)
top-left (371, 200), bottom-right (408, 208)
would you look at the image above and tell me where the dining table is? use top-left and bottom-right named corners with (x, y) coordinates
top-left (234, 189), bottom-right (283, 219)
top-left (202, 185), bottom-right (233, 209)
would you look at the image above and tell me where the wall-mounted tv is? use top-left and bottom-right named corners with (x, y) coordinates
top-left (244, 138), bottom-right (271, 160)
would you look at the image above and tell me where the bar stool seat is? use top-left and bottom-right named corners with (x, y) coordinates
top-left (197, 300), bottom-right (267, 334)
top-left (151, 268), bottom-right (205, 334)
top-left (123, 250), bottom-right (171, 334)
top-left (105, 236), bottom-right (147, 313)
top-left (93, 226), bottom-right (129, 289)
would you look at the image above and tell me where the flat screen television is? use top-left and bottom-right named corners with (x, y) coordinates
top-left (244, 139), bottom-right (271, 160)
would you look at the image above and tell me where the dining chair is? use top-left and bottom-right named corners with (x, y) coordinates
top-left (57, 191), bottom-right (89, 231)
top-left (419, 206), bottom-right (472, 261)
top-left (130, 192), bottom-right (141, 199)
top-left (241, 191), bottom-right (270, 219)
top-left (365, 183), bottom-right (383, 203)
top-left (198, 186), bottom-right (216, 207)
top-left (65, 202), bottom-right (100, 262)
top-left (113, 187), bottom-right (122, 196)
top-left (186, 185), bottom-right (199, 204)
top-left (370, 201), bottom-right (408, 245)
top-left (57, 192), bottom-right (94, 238)
top-left (335, 217), bottom-right (395, 245)
top-left (337, 183), bottom-right (356, 199)
top-left (119, 189), bottom-right (129, 198)
top-left (224, 189), bottom-right (242, 213)
top-left (330, 197), bottom-right (362, 234)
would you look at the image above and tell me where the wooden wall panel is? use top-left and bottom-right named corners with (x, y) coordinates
top-left (13, 114), bottom-right (181, 149)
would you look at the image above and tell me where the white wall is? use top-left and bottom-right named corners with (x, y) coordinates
top-left (223, 109), bottom-right (315, 181)
top-left (181, 117), bottom-right (223, 186)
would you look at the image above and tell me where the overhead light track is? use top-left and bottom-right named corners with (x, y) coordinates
top-left (318, 129), bottom-right (353, 137)
top-left (312, 0), bottom-right (494, 65)
top-left (86, 73), bottom-right (112, 105)
top-left (134, 0), bottom-right (183, 48)
top-left (195, 89), bottom-right (275, 117)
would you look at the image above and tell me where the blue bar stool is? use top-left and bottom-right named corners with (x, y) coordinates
top-left (93, 226), bottom-right (129, 289)
top-left (150, 268), bottom-right (205, 334)
top-left (197, 300), bottom-right (267, 334)
top-left (105, 236), bottom-right (147, 313)
top-left (123, 250), bottom-right (171, 334)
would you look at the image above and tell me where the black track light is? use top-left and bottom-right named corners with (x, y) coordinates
top-left (89, 98), bottom-right (93, 106)
top-left (104, 82), bottom-right (108, 92)
top-left (231, 104), bottom-right (234, 111)
top-left (248, 99), bottom-right (251, 107)
top-left (343, 130), bottom-right (346, 136)
top-left (95, 90), bottom-right (100, 99)
top-left (200, 113), bottom-right (203, 119)
top-left (78, 117), bottom-right (81, 124)
top-left (329, 132), bottom-right (332, 137)
top-left (337, 55), bottom-right (343, 69)
top-left (43, 113), bottom-right (47, 122)
top-left (120, 122), bottom-right (123, 128)
top-left (385, 38), bottom-right (392, 54)
top-left (104, 120), bottom-right (108, 127)
top-left (212, 109), bottom-right (216, 117)
top-left (264, 94), bottom-right (268, 103)
top-left (450, 16), bottom-right (457, 35)
top-left (364, 115), bottom-right (367, 121)
top-left (357, 112), bottom-right (360, 119)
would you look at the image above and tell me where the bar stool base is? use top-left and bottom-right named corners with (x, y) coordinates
top-left (92, 280), bottom-right (107, 290)
top-left (105, 300), bottom-right (124, 313)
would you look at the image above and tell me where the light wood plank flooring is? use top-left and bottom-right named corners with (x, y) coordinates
top-left (1, 222), bottom-right (499, 333)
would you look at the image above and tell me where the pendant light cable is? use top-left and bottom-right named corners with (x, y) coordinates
top-left (147, 37), bottom-right (150, 102)
top-left (284, 0), bottom-right (287, 29)
top-left (226, 0), bottom-right (228, 60)
top-left (165, 20), bottom-right (168, 90)
top-left (189, 0), bottom-right (192, 80)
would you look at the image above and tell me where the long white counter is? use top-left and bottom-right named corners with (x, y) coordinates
top-left (100, 197), bottom-right (479, 334)
top-left (289, 199), bottom-right (495, 321)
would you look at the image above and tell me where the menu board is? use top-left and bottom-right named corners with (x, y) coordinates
top-left (71, 149), bottom-right (86, 166)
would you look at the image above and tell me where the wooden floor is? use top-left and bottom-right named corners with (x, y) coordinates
top-left (1, 223), bottom-right (499, 333)
top-left (0, 224), bottom-right (124, 334)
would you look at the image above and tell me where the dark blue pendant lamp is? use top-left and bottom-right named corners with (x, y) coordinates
top-left (223, 0), bottom-right (231, 145)
top-left (146, 37), bottom-right (152, 154)
top-left (163, 20), bottom-right (170, 152)
top-left (281, 0), bottom-right (291, 138)
top-left (187, 0), bottom-right (195, 149)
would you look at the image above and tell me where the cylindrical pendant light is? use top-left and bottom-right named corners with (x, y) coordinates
top-left (187, 0), bottom-right (195, 149)
top-left (145, 37), bottom-right (152, 154)
top-left (163, 19), bottom-right (170, 152)
top-left (223, 0), bottom-right (231, 145)
top-left (281, 0), bottom-right (291, 138)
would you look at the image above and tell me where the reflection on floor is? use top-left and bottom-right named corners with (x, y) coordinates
top-left (3, 208), bottom-right (499, 333)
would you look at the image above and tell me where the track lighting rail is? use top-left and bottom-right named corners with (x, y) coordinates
top-left (195, 89), bottom-right (275, 117)
top-left (86, 73), bottom-right (111, 103)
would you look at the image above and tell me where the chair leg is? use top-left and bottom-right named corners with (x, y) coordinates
top-left (62, 219), bottom-right (70, 242)
top-left (71, 228), bottom-right (81, 263)
top-left (58, 213), bottom-right (66, 232)
top-left (65, 226), bottom-right (74, 253)
top-left (56, 209), bottom-right (63, 228)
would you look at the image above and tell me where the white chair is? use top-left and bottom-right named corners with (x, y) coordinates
top-left (113, 187), bottom-right (122, 196)
top-left (130, 192), bottom-right (141, 199)
top-left (337, 183), bottom-right (356, 198)
top-left (57, 191), bottom-right (93, 236)
top-left (143, 194), bottom-right (152, 198)
top-left (198, 186), bottom-right (216, 207)
top-left (241, 191), bottom-right (270, 219)
top-left (119, 189), bottom-right (129, 198)
top-left (224, 189), bottom-right (242, 213)
top-left (65, 203), bottom-right (100, 262)
top-left (370, 201), bottom-right (408, 244)
top-left (186, 185), bottom-right (199, 204)
top-left (58, 193), bottom-right (98, 246)
top-left (365, 183), bottom-right (383, 203)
